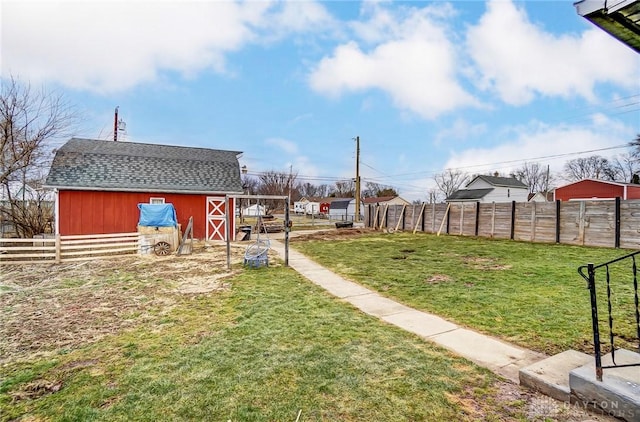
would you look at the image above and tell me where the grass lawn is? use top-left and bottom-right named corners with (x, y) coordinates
top-left (292, 231), bottom-right (639, 355)
top-left (1, 253), bottom-right (531, 421)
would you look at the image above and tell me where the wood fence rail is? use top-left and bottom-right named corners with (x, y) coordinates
top-left (0, 232), bottom-right (140, 265)
top-left (365, 199), bottom-right (640, 249)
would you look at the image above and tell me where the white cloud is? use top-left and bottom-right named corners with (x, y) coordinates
top-left (1, 0), bottom-right (333, 93)
top-left (308, 3), bottom-right (478, 119)
top-left (466, 0), bottom-right (640, 105)
top-left (442, 120), bottom-right (634, 180)
top-left (434, 118), bottom-right (488, 146)
top-left (265, 137), bottom-right (299, 154)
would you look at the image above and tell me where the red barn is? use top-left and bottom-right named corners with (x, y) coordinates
top-left (554, 179), bottom-right (640, 201)
top-left (44, 138), bottom-right (244, 240)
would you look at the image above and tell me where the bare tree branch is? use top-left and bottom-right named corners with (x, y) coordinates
top-left (433, 169), bottom-right (469, 198)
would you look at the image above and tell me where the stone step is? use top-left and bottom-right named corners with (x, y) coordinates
top-left (569, 349), bottom-right (640, 422)
top-left (520, 349), bottom-right (592, 402)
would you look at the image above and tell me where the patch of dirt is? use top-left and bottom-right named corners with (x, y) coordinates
top-left (290, 228), bottom-right (376, 242)
top-left (0, 241), bottom-right (248, 365)
top-left (10, 379), bottom-right (63, 402)
top-left (425, 274), bottom-right (453, 284)
top-left (492, 381), bottom-right (618, 422)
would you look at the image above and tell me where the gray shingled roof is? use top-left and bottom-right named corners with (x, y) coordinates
top-left (446, 188), bottom-right (494, 201)
top-left (45, 138), bottom-right (244, 194)
top-left (329, 198), bottom-right (352, 210)
top-left (469, 175), bottom-right (527, 188)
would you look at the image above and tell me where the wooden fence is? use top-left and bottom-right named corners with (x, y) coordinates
top-left (0, 232), bottom-right (140, 265)
top-left (366, 199), bottom-right (640, 249)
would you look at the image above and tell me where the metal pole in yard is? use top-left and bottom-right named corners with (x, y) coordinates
top-left (355, 136), bottom-right (361, 223)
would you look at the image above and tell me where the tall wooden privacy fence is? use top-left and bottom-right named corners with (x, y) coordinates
top-left (0, 232), bottom-right (139, 265)
top-left (366, 199), bottom-right (640, 249)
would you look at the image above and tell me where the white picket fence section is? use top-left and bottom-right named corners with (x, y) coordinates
top-left (0, 232), bottom-right (139, 265)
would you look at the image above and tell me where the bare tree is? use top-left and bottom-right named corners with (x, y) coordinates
top-left (609, 152), bottom-right (640, 183)
top-left (297, 182), bottom-right (331, 199)
top-left (241, 174), bottom-right (259, 194)
top-left (427, 188), bottom-right (442, 204)
top-left (514, 162), bottom-right (554, 193)
top-left (1, 77), bottom-right (75, 185)
top-left (629, 133), bottom-right (640, 159)
top-left (0, 77), bottom-right (76, 237)
top-left (1, 170), bottom-right (54, 237)
top-left (361, 181), bottom-right (397, 198)
top-left (433, 169), bottom-right (469, 199)
top-left (256, 170), bottom-right (298, 212)
top-left (331, 180), bottom-right (355, 197)
top-left (562, 155), bottom-right (616, 182)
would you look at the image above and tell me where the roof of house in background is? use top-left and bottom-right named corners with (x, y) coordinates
top-left (45, 138), bottom-right (244, 194)
top-left (468, 175), bottom-right (528, 188)
top-left (308, 197), bottom-right (350, 203)
top-left (446, 188), bottom-right (494, 201)
top-left (329, 198), bottom-right (352, 210)
top-left (362, 196), bottom-right (395, 204)
top-left (528, 192), bottom-right (554, 201)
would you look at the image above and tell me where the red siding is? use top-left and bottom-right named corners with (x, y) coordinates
top-left (627, 185), bottom-right (640, 199)
top-left (58, 190), bottom-right (234, 239)
top-left (555, 180), bottom-right (624, 201)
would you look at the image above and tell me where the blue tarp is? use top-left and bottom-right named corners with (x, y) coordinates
top-left (138, 203), bottom-right (178, 227)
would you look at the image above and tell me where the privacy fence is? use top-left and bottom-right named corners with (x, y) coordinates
top-left (0, 232), bottom-right (139, 265)
top-left (365, 198), bottom-right (640, 250)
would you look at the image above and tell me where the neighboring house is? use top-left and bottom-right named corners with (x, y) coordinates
top-left (554, 179), bottom-right (640, 201)
top-left (362, 196), bottom-right (410, 207)
top-left (242, 204), bottom-right (267, 217)
top-left (44, 138), bottom-right (244, 241)
top-left (328, 198), bottom-right (364, 221)
top-left (446, 175), bottom-right (529, 203)
top-left (528, 192), bottom-right (554, 202)
top-left (293, 197), bottom-right (309, 214)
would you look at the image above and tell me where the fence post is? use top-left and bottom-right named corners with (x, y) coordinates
top-left (510, 201), bottom-right (516, 240)
top-left (475, 202), bottom-right (480, 236)
top-left (55, 234), bottom-right (61, 264)
top-left (446, 204), bottom-right (450, 234)
top-left (555, 200), bottom-right (561, 244)
top-left (615, 197), bottom-right (621, 248)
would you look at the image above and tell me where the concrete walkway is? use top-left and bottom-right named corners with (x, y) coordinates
top-left (269, 239), bottom-right (547, 383)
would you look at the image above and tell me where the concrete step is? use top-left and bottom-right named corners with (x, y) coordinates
top-left (569, 349), bottom-right (640, 422)
top-left (520, 349), bottom-right (593, 402)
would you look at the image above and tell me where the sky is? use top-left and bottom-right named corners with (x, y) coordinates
top-left (1, 0), bottom-right (639, 201)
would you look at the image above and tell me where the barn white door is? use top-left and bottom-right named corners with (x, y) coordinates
top-left (206, 196), bottom-right (227, 241)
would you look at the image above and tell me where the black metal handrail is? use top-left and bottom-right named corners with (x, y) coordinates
top-left (578, 250), bottom-right (640, 381)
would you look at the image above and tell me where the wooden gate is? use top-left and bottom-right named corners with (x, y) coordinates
top-left (206, 196), bottom-right (227, 241)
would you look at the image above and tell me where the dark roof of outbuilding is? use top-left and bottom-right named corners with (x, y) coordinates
top-left (468, 175), bottom-right (527, 188)
top-left (329, 199), bottom-right (352, 210)
top-left (446, 188), bottom-right (494, 201)
top-left (45, 138), bottom-right (244, 194)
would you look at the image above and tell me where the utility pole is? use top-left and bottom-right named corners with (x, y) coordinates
top-left (355, 136), bottom-right (361, 223)
top-left (114, 106), bottom-right (119, 141)
top-left (288, 164), bottom-right (293, 201)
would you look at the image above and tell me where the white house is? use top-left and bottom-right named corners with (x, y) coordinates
top-left (242, 204), bottom-right (267, 216)
top-left (446, 175), bottom-right (529, 203)
top-left (293, 198), bottom-right (309, 214)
